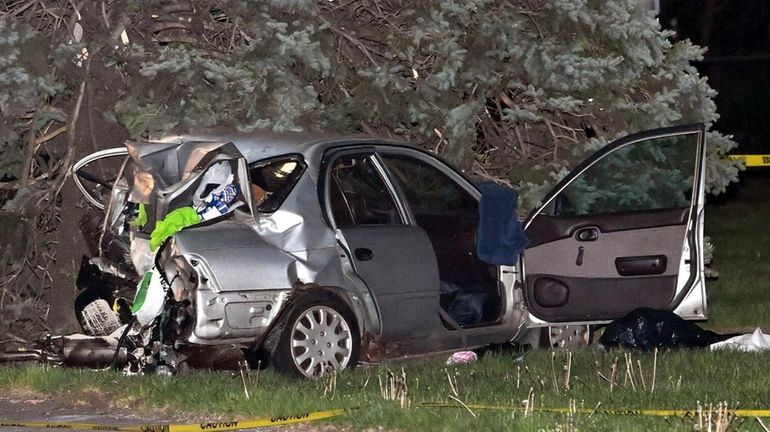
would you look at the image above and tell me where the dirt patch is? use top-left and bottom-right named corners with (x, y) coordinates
top-left (0, 387), bottom-right (188, 432)
top-left (0, 386), bottom-right (349, 432)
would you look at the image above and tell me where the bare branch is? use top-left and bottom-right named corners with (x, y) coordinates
top-left (228, 16), bottom-right (238, 53)
top-left (33, 126), bottom-right (67, 151)
top-left (150, 21), bottom-right (191, 34)
top-left (318, 16), bottom-right (380, 68)
top-left (53, 58), bottom-right (89, 196)
top-left (20, 107), bottom-right (42, 187)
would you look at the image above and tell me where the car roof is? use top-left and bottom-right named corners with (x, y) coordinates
top-left (146, 129), bottom-right (414, 166)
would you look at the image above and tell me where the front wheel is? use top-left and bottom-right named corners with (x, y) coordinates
top-left (271, 292), bottom-right (360, 378)
top-left (541, 324), bottom-right (592, 349)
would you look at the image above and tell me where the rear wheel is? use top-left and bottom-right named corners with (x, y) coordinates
top-left (272, 292), bottom-right (360, 378)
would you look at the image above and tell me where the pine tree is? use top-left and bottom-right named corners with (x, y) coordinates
top-left (107, 0), bottom-right (742, 210)
top-left (0, 0), bottom-right (741, 334)
top-left (314, 0), bottom-right (741, 208)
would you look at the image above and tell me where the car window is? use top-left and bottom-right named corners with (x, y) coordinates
top-left (381, 155), bottom-right (477, 215)
top-left (248, 154), bottom-right (306, 213)
top-left (329, 154), bottom-right (402, 227)
top-left (551, 134), bottom-right (698, 216)
top-left (382, 155), bottom-right (502, 328)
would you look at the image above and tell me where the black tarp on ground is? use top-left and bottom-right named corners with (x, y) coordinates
top-left (598, 307), bottom-right (738, 350)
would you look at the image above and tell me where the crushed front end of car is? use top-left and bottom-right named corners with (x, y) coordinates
top-left (70, 136), bottom-right (325, 375)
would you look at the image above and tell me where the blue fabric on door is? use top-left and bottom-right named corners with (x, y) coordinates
top-left (476, 182), bottom-right (529, 265)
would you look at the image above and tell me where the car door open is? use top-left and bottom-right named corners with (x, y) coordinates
top-left (522, 124), bottom-right (707, 324)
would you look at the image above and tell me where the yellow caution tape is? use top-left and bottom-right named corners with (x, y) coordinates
top-left (727, 154), bottom-right (770, 167)
top-left (417, 402), bottom-right (770, 418)
top-left (4, 402), bottom-right (770, 430)
top-left (0, 408), bottom-right (346, 431)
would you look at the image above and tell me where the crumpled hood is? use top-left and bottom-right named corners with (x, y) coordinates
top-left (126, 140), bottom-right (235, 188)
top-left (124, 140), bottom-right (253, 219)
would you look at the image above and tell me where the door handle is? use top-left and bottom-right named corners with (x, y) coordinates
top-left (576, 246), bottom-right (584, 266)
top-left (575, 227), bottom-right (599, 242)
top-left (355, 248), bottom-right (374, 261)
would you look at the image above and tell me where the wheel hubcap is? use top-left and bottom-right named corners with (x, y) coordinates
top-left (548, 325), bottom-right (590, 348)
top-left (290, 305), bottom-right (352, 378)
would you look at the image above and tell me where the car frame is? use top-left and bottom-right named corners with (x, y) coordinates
top-left (72, 124), bottom-right (707, 378)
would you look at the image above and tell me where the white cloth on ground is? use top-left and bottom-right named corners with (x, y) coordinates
top-left (710, 327), bottom-right (770, 352)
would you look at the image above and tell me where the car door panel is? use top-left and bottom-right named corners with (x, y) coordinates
top-left (525, 224), bottom-right (684, 279)
top-left (524, 223), bottom-right (685, 321)
top-left (527, 275), bottom-right (675, 320)
top-left (340, 225), bottom-right (442, 342)
top-left (522, 124), bottom-right (706, 324)
top-left (525, 207), bottom-right (688, 248)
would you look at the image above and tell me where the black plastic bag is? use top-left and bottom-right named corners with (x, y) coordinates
top-left (598, 307), bottom-right (737, 351)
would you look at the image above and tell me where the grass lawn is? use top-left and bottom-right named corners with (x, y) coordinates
top-left (4, 348), bottom-right (770, 431)
top-left (1, 172), bottom-right (769, 431)
top-left (703, 171), bottom-right (770, 332)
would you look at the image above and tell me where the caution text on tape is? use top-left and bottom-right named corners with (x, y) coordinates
top-left (0, 408), bottom-right (346, 432)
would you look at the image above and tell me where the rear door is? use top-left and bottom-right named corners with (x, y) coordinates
top-left (324, 149), bottom-right (444, 343)
top-left (522, 124), bottom-right (707, 324)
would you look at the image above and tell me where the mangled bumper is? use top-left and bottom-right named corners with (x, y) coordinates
top-left (158, 221), bottom-right (299, 346)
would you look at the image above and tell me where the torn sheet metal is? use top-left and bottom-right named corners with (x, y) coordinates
top-left (124, 140), bottom-right (252, 221)
top-left (99, 176), bottom-right (131, 265)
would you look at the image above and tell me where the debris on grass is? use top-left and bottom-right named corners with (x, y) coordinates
top-left (521, 387), bottom-right (535, 417)
top-left (237, 360), bottom-right (250, 399)
top-left (323, 370), bottom-right (337, 398)
top-left (448, 394), bottom-right (476, 418)
top-left (446, 351), bottom-right (477, 365)
top-left (562, 351), bottom-right (572, 391)
top-left (696, 402), bottom-right (735, 432)
top-left (379, 368), bottom-right (408, 408)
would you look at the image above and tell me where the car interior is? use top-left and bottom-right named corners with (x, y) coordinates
top-left (328, 153), bottom-right (505, 328)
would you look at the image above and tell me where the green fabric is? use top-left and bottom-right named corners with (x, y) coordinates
top-left (131, 271), bottom-right (153, 313)
top-left (130, 203), bottom-right (148, 228)
top-left (150, 206), bottom-right (201, 250)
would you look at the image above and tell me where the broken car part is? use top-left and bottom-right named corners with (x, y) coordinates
top-left (0, 334), bottom-right (128, 368)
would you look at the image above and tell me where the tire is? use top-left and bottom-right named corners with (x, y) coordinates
top-left (79, 299), bottom-right (121, 336)
top-left (271, 292), bottom-right (360, 378)
top-left (540, 324), bottom-right (592, 349)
